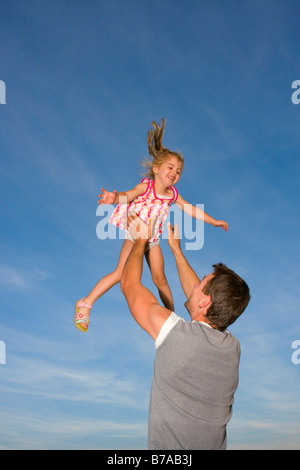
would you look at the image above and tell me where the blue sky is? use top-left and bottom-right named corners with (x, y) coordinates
top-left (0, 0), bottom-right (299, 450)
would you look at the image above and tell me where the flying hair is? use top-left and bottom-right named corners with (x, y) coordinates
top-left (141, 118), bottom-right (184, 178)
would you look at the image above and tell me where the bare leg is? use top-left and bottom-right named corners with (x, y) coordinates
top-left (77, 239), bottom-right (134, 328)
top-left (145, 244), bottom-right (174, 311)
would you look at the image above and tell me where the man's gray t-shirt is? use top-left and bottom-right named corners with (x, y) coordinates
top-left (148, 312), bottom-right (240, 450)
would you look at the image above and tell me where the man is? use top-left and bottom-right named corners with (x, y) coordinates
top-left (120, 214), bottom-right (250, 450)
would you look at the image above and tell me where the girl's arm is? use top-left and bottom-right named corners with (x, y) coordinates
top-left (175, 194), bottom-right (229, 232)
top-left (98, 182), bottom-right (147, 205)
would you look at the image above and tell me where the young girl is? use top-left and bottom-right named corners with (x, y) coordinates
top-left (75, 119), bottom-right (228, 332)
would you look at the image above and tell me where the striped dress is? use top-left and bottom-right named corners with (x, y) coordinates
top-left (109, 178), bottom-right (178, 243)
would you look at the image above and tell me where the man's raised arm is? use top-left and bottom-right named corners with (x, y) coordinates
top-left (167, 223), bottom-right (200, 299)
top-left (120, 215), bottom-right (171, 340)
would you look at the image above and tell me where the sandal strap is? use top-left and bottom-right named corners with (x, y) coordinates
top-left (76, 316), bottom-right (90, 324)
top-left (77, 299), bottom-right (92, 309)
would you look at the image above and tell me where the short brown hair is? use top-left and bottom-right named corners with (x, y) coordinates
top-left (204, 263), bottom-right (250, 331)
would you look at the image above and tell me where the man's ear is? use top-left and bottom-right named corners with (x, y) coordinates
top-left (198, 296), bottom-right (211, 309)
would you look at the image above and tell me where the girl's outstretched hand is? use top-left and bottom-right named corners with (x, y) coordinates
top-left (98, 188), bottom-right (117, 205)
top-left (214, 220), bottom-right (229, 232)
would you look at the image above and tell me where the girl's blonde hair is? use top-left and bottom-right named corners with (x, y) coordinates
top-left (141, 118), bottom-right (184, 178)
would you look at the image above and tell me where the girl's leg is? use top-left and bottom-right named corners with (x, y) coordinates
top-left (77, 239), bottom-right (134, 328)
top-left (145, 244), bottom-right (174, 311)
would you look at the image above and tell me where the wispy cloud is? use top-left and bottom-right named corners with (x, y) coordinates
top-left (0, 410), bottom-right (147, 450)
top-left (229, 416), bottom-right (300, 450)
top-left (0, 328), bottom-right (150, 449)
top-left (228, 317), bottom-right (300, 449)
top-left (0, 0), bottom-right (299, 451)
top-left (0, 264), bottom-right (50, 292)
top-left (1, 353), bottom-right (149, 408)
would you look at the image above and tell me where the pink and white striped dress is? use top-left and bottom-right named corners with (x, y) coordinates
top-left (109, 178), bottom-right (178, 243)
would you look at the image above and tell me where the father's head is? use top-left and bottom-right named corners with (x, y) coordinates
top-left (186, 263), bottom-right (250, 331)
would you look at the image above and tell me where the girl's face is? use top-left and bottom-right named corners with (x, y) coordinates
top-left (153, 155), bottom-right (183, 187)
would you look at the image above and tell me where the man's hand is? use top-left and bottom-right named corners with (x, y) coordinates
top-left (127, 212), bottom-right (154, 241)
top-left (167, 222), bottom-right (181, 254)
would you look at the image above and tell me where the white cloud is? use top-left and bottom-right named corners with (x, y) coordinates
top-left (0, 348), bottom-right (149, 409)
top-left (0, 324), bottom-right (150, 449)
top-left (228, 416), bottom-right (300, 450)
top-left (0, 410), bottom-right (147, 450)
top-left (227, 317), bottom-right (300, 450)
top-left (0, 264), bottom-right (50, 292)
